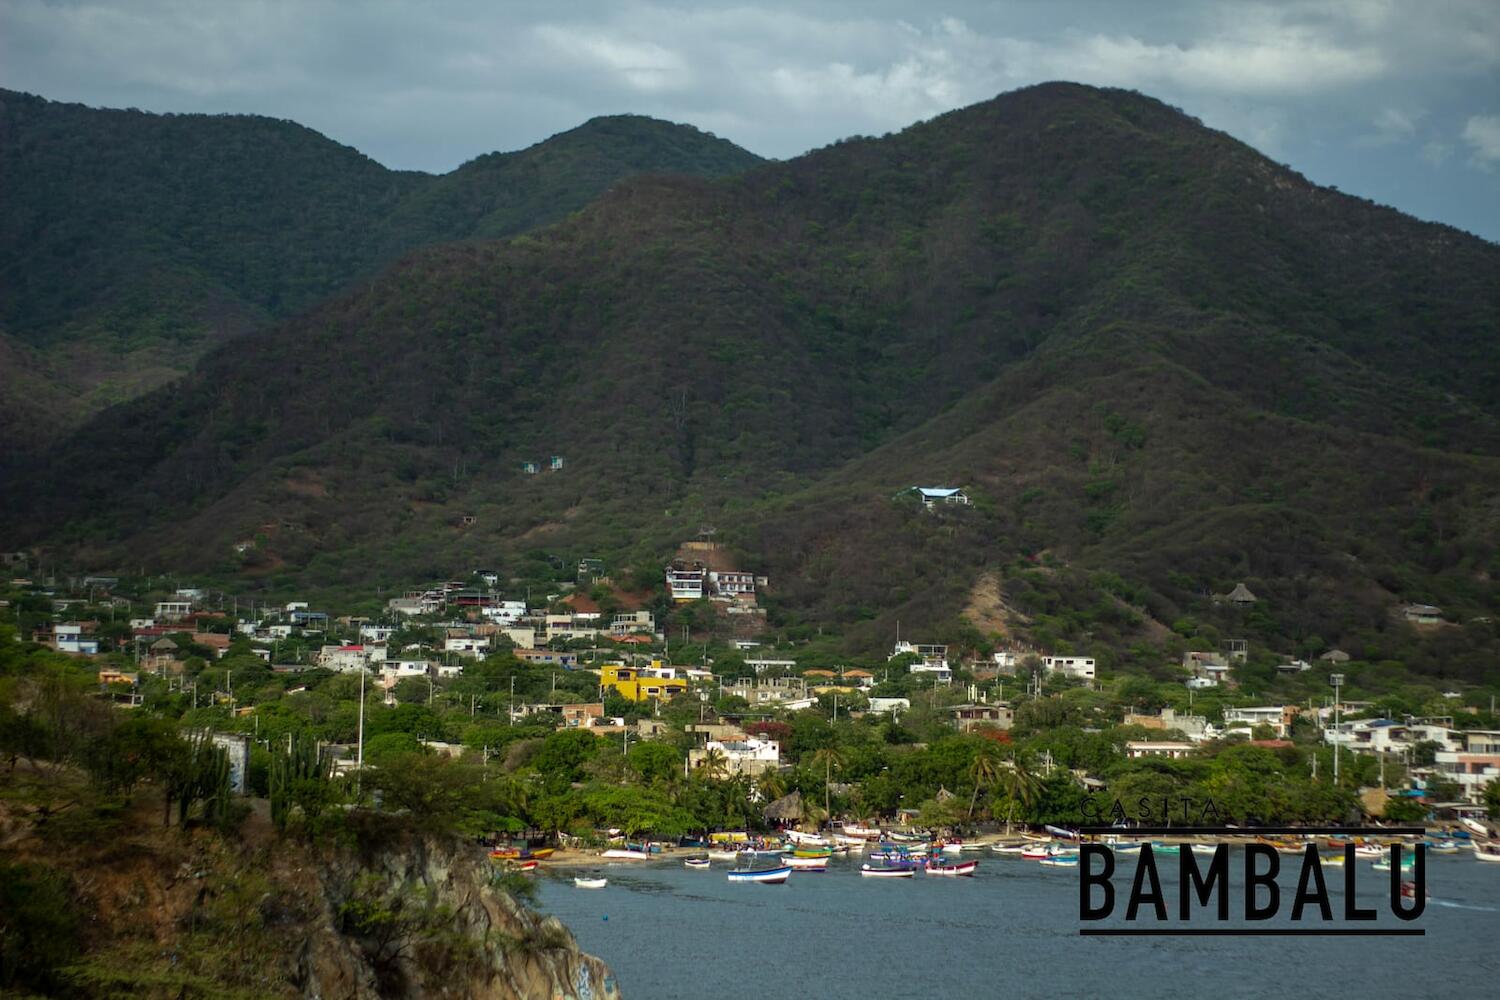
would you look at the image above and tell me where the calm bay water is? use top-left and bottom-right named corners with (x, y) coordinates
top-left (538, 849), bottom-right (1500, 1000)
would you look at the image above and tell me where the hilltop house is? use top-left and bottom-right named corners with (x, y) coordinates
top-left (688, 736), bottom-right (781, 777)
top-left (1404, 603), bottom-right (1444, 625)
top-left (951, 703), bottom-right (1013, 732)
top-left (1042, 655), bottom-right (1096, 681)
top-left (905, 486), bottom-right (971, 509)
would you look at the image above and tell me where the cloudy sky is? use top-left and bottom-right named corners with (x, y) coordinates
top-left (3, 0), bottom-right (1497, 240)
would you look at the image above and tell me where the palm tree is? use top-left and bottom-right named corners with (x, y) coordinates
top-left (808, 747), bottom-right (847, 828)
top-left (967, 742), bottom-right (1004, 820)
top-left (696, 746), bottom-right (729, 782)
top-left (997, 752), bottom-right (1042, 833)
top-left (756, 768), bottom-right (787, 804)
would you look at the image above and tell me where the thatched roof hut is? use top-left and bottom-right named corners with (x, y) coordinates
top-left (763, 790), bottom-right (803, 822)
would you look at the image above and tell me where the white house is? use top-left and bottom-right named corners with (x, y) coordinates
top-left (54, 624), bottom-right (99, 655)
top-left (443, 634), bottom-right (490, 658)
top-left (908, 486), bottom-right (971, 509)
top-left (154, 601), bottom-right (193, 622)
top-left (1042, 655), bottom-right (1096, 681)
top-left (360, 624), bottom-right (398, 644)
top-left (869, 697), bottom-right (911, 716)
top-left (1126, 741), bottom-right (1197, 759)
top-left (688, 737), bottom-right (780, 777)
top-left (1223, 705), bottom-right (1293, 738)
top-left (318, 645), bottom-right (381, 672)
top-left (666, 563), bottom-right (706, 601)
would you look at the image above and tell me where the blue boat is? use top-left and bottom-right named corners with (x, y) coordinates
top-left (727, 865), bottom-right (792, 884)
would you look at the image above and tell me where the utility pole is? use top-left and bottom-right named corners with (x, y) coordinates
top-left (1330, 673), bottom-right (1344, 786)
top-left (356, 667), bottom-right (366, 769)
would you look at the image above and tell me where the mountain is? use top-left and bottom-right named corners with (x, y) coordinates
top-left (0, 90), bottom-right (762, 440)
top-left (6, 83), bottom-right (1499, 680)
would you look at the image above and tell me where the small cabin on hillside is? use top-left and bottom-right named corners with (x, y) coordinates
top-left (904, 486), bottom-right (971, 509)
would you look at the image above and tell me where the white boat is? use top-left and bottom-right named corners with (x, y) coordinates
top-left (727, 866), bottom-right (792, 884)
top-left (843, 823), bottom-right (882, 839)
top-left (1040, 856), bottom-right (1079, 868)
top-left (1191, 844), bottom-right (1222, 855)
top-left (1354, 844), bottom-right (1385, 859)
top-left (781, 855), bottom-right (830, 869)
top-left (706, 849), bottom-right (744, 861)
top-left (600, 849), bottom-right (651, 861)
top-left (832, 833), bottom-right (867, 847)
top-left (574, 876), bottom-right (607, 889)
top-left (926, 860), bottom-right (978, 877)
top-left (786, 830), bottom-right (829, 847)
top-left (1461, 818), bottom-right (1491, 837)
top-left (990, 843), bottom-right (1028, 854)
top-left (1473, 841), bottom-right (1500, 862)
top-left (861, 864), bottom-right (915, 878)
top-left (1428, 840), bottom-right (1460, 855)
top-left (958, 841), bottom-right (989, 853)
top-left (1112, 844), bottom-right (1143, 855)
top-left (684, 858), bottom-right (711, 869)
top-left (940, 843), bottom-right (965, 855)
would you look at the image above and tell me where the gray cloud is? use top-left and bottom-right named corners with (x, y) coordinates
top-left (2, 0), bottom-right (1497, 239)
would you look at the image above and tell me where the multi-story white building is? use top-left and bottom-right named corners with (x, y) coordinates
top-left (1042, 655), bottom-right (1096, 681)
top-left (688, 736), bottom-right (781, 777)
top-left (1434, 730), bottom-right (1500, 802)
top-left (1223, 705), bottom-right (1294, 738)
top-left (666, 563), bottom-right (706, 601)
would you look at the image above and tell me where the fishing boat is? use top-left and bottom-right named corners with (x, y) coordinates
top-left (684, 857), bottom-right (711, 870)
top-left (861, 864), bottom-right (915, 878)
top-left (1148, 843), bottom-right (1182, 856)
top-left (1020, 843), bottom-right (1055, 860)
top-left (832, 833), bottom-right (868, 848)
top-left (1040, 855), bottom-right (1079, 868)
top-left (727, 866), bottom-right (792, 884)
top-left (1190, 844), bottom-right (1221, 855)
top-left (574, 876), bottom-right (608, 889)
top-left (514, 860), bottom-right (538, 872)
top-left (1472, 841), bottom-right (1500, 862)
top-left (1111, 843), bottom-right (1143, 856)
top-left (706, 848), bottom-right (743, 861)
top-left (926, 860), bottom-right (978, 877)
top-left (600, 849), bottom-right (651, 861)
top-left (958, 841), bottom-right (989, 852)
top-left (990, 843), bottom-right (1028, 854)
top-left (791, 847), bottom-right (834, 858)
top-left (843, 823), bottom-right (883, 839)
top-left (939, 842), bottom-right (966, 855)
top-left (1373, 857), bottom-right (1416, 873)
top-left (488, 845), bottom-right (554, 861)
top-left (1426, 840), bottom-right (1460, 855)
top-left (1045, 825), bottom-right (1080, 841)
top-left (1355, 843), bottom-right (1386, 859)
top-left (782, 855), bottom-right (831, 869)
top-left (786, 830), bottom-right (829, 847)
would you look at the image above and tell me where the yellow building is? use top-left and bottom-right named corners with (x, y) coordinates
top-left (599, 661), bottom-right (689, 702)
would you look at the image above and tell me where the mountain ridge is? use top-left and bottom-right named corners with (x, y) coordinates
top-left (0, 89), bottom-right (763, 440)
top-left (5, 82), bottom-right (1498, 678)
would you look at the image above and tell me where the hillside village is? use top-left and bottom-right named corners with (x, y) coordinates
top-left (5, 538), bottom-right (1498, 821)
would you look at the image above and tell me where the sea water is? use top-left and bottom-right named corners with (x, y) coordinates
top-left (537, 850), bottom-right (1500, 999)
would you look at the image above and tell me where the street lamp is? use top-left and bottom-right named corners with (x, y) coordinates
top-left (1330, 673), bottom-right (1344, 786)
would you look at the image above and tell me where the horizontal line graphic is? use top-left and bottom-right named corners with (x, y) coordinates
top-left (1079, 928), bottom-right (1425, 937)
top-left (1075, 827), bottom-right (1425, 836)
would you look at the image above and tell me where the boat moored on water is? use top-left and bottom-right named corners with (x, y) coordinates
top-left (782, 855), bottom-right (831, 869)
top-left (601, 849), bottom-right (651, 861)
top-left (684, 857), bottom-right (711, 869)
top-left (1040, 855), bottom-right (1079, 868)
top-left (728, 866), bottom-right (792, 884)
top-left (1472, 841), bottom-right (1500, 862)
top-left (574, 876), bottom-right (608, 889)
top-left (861, 864), bottom-right (915, 878)
top-left (926, 860), bottom-right (978, 877)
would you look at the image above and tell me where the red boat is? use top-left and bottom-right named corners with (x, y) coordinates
top-left (926, 861), bottom-right (978, 877)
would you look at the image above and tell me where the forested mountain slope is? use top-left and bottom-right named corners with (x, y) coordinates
top-left (0, 90), bottom-right (761, 438)
top-left (6, 83), bottom-right (1498, 675)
